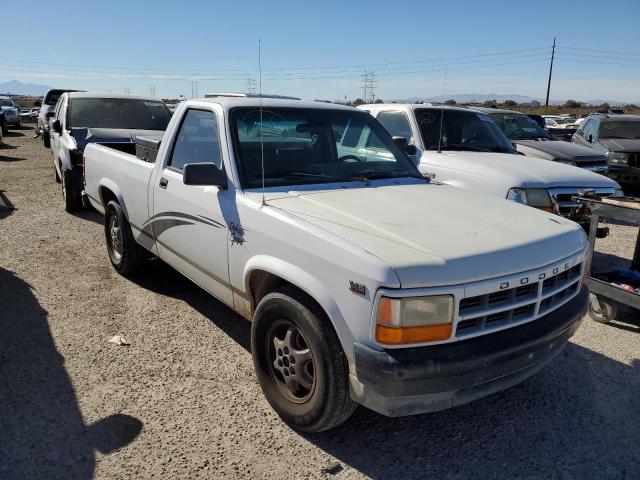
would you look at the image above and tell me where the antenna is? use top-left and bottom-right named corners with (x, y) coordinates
top-left (437, 72), bottom-right (446, 153)
top-left (259, 39), bottom-right (266, 206)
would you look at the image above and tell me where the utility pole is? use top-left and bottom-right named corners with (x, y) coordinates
top-left (246, 78), bottom-right (257, 95)
top-left (124, 87), bottom-right (131, 94)
top-left (545, 37), bottom-right (556, 107)
top-left (190, 81), bottom-right (199, 98)
top-left (361, 71), bottom-right (376, 103)
top-left (149, 84), bottom-right (156, 97)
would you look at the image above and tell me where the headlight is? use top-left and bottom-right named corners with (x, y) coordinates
top-left (506, 188), bottom-right (527, 204)
top-left (608, 152), bottom-right (629, 165)
top-left (506, 188), bottom-right (554, 211)
top-left (375, 295), bottom-right (453, 345)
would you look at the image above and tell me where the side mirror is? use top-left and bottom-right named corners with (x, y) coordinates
top-left (587, 134), bottom-right (594, 143)
top-left (392, 136), bottom-right (417, 156)
top-left (52, 119), bottom-right (62, 134)
top-left (183, 162), bottom-right (227, 189)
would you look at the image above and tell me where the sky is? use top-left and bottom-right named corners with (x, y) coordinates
top-left (1, 0), bottom-right (639, 102)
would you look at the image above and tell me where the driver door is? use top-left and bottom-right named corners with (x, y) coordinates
top-left (151, 106), bottom-right (233, 306)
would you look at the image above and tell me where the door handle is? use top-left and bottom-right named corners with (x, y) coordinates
top-left (159, 177), bottom-right (168, 189)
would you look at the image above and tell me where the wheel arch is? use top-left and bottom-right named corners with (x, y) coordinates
top-left (243, 256), bottom-right (351, 348)
top-left (98, 180), bottom-right (130, 220)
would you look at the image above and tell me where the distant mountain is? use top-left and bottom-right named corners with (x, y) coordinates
top-left (0, 80), bottom-right (54, 96)
top-left (400, 93), bottom-right (636, 107)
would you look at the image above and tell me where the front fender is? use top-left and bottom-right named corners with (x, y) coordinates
top-left (243, 255), bottom-right (355, 358)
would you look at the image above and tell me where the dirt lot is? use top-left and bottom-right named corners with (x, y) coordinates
top-left (1, 128), bottom-right (638, 479)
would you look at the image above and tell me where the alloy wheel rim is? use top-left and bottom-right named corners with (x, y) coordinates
top-left (266, 319), bottom-right (316, 404)
top-left (109, 215), bottom-right (123, 260)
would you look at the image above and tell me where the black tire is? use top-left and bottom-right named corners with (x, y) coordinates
top-left (252, 286), bottom-right (356, 432)
top-left (61, 169), bottom-right (82, 212)
top-left (587, 294), bottom-right (618, 324)
top-left (104, 200), bottom-right (145, 275)
top-left (43, 131), bottom-right (50, 148)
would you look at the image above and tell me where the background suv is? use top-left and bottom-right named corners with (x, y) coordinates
top-left (573, 113), bottom-right (640, 186)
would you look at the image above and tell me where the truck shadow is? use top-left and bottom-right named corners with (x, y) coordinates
top-left (129, 259), bottom-right (252, 352)
top-left (0, 268), bottom-right (143, 479)
top-left (307, 342), bottom-right (639, 479)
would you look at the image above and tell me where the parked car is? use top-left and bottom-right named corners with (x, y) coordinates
top-left (359, 104), bottom-right (622, 228)
top-left (84, 96), bottom-right (590, 432)
top-left (474, 107), bottom-right (608, 173)
top-left (0, 109), bottom-right (6, 135)
top-left (49, 92), bottom-right (171, 212)
top-left (573, 113), bottom-right (640, 185)
top-left (0, 96), bottom-right (20, 128)
top-left (542, 116), bottom-right (575, 128)
top-left (38, 89), bottom-right (82, 148)
top-left (20, 107), bottom-right (39, 122)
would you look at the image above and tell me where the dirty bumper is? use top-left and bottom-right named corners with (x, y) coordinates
top-left (351, 286), bottom-right (588, 417)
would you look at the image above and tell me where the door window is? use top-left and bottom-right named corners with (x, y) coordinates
top-left (169, 109), bottom-right (222, 171)
top-left (375, 111), bottom-right (413, 143)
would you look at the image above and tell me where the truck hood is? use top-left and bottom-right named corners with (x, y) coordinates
top-left (422, 150), bottom-right (616, 189)
top-left (71, 128), bottom-right (165, 152)
top-left (266, 182), bottom-right (587, 287)
top-left (599, 138), bottom-right (640, 153)
top-left (515, 139), bottom-right (607, 163)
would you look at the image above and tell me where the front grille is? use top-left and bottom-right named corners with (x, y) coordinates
top-left (456, 263), bottom-right (582, 337)
top-left (626, 153), bottom-right (640, 168)
top-left (548, 187), bottom-right (615, 217)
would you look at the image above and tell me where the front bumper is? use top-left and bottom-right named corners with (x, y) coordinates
top-left (350, 286), bottom-right (588, 417)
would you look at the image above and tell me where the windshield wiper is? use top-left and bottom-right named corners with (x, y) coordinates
top-left (346, 171), bottom-right (423, 182)
top-left (258, 172), bottom-right (342, 181)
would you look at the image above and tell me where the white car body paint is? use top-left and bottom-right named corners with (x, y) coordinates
top-left (84, 98), bottom-right (589, 368)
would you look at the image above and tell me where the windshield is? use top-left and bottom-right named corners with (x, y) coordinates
top-left (490, 112), bottom-right (549, 140)
top-left (67, 98), bottom-right (171, 130)
top-left (599, 120), bottom-right (640, 139)
top-left (414, 108), bottom-right (516, 153)
top-left (0, 99), bottom-right (14, 107)
top-left (230, 107), bottom-right (421, 188)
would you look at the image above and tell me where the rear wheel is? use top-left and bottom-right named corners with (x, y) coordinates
top-left (104, 200), bottom-right (145, 275)
top-left (251, 286), bottom-right (356, 432)
top-left (61, 169), bottom-right (82, 212)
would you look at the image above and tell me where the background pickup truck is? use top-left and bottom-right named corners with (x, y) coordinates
top-left (359, 104), bottom-right (623, 226)
top-left (49, 92), bottom-right (171, 212)
top-left (84, 97), bottom-right (590, 432)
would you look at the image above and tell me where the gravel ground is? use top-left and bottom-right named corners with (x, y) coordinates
top-left (0, 128), bottom-right (638, 480)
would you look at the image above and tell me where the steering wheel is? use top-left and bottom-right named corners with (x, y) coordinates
top-left (338, 154), bottom-right (363, 162)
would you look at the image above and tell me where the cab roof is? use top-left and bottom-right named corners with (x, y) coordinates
top-left (188, 97), bottom-right (358, 112)
top-left (66, 92), bottom-right (162, 101)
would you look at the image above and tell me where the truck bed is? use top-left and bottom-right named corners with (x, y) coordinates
top-left (83, 142), bottom-right (156, 238)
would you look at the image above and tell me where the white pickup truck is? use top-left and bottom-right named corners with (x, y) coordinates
top-left (84, 97), bottom-right (590, 432)
top-left (359, 104), bottom-right (622, 226)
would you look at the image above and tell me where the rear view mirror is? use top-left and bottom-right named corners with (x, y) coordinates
top-left (393, 136), bottom-right (417, 156)
top-left (183, 162), bottom-right (227, 189)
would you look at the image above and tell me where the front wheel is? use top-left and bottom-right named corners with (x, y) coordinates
top-left (104, 200), bottom-right (145, 275)
top-left (251, 286), bottom-right (356, 432)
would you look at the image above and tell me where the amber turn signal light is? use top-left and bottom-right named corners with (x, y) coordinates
top-left (376, 324), bottom-right (452, 345)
